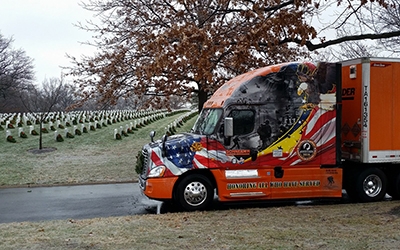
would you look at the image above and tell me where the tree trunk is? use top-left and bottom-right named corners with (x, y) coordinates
top-left (197, 89), bottom-right (208, 113)
top-left (39, 114), bottom-right (43, 150)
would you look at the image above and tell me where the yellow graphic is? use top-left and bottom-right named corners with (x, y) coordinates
top-left (256, 113), bottom-right (310, 160)
top-left (190, 142), bottom-right (203, 152)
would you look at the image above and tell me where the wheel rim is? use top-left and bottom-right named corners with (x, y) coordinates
top-left (363, 174), bottom-right (382, 198)
top-left (183, 181), bottom-right (207, 207)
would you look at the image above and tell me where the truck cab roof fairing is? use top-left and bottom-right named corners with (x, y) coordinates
top-left (203, 62), bottom-right (303, 109)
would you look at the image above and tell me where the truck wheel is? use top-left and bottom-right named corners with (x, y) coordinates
top-left (175, 174), bottom-right (213, 211)
top-left (387, 173), bottom-right (400, 200)
top-left (355, 168), bottom-right (387, 202)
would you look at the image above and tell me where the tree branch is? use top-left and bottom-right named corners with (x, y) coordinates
top-left (282, 30), bottom-right (400, 51)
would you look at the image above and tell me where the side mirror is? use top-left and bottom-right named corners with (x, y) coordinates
top-left (161, 134), bottom-right (168, 157)
top-left (150, 131), bottom-right (156, 142)
top-left (224, 117), bottom-right (233, 137)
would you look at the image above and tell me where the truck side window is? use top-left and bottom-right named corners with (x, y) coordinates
top-left (230, 110), bottom-right (255, 135)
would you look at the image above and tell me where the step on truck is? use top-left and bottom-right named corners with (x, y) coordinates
top-left (138, 57), bottom-right (400, 211)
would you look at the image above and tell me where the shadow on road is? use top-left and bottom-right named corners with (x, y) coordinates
top-left (143, 190), bottom-right (391, 215)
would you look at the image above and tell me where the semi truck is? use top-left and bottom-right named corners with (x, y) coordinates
top-left (138, 57), bottom-right (400, 211)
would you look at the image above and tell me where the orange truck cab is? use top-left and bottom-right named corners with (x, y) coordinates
top-left (138, 58), bottom-right (400, 211)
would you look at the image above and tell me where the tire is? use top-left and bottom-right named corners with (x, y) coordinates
top-left (387, 172), bottom-right (400, 200)
top-left (355, 168), bottom-right (387, 202)
top-left (175, 174), bottom-right (214, 211)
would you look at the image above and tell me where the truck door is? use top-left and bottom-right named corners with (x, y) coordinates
top-left (216, 108), bottom-right (272, 201)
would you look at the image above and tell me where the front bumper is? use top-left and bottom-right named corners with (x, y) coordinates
top-left (138, 184), bottom-right (163, 212)
top-left (139, 176), bottom-right (179, 200)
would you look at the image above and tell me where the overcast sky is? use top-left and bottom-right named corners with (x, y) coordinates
top-left (0, 1), bottom-right (333, 88)
top-left (0, 0), bottom-right (96, 85)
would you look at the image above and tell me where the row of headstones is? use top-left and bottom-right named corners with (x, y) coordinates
top-left (3, 110), bottom-right (171, 142)
top-left (5, 115), bottom-right (168, 141)
top-left (165, 110), bottom-right (198, 136)
top-left (0, 109), bottom-right (163, 121)
top-left (5, 128), bottom-right (74, 142)
top-left (113, 123), bottom-right (141, 140)
top-left (4, 109), bottom-right (192, 142)
top-left (111, 110), bottom-right (192, 140)
top-left (0, 109), bottom-right (167, 130)
top-left (1, 109), bottom-right (168, 134)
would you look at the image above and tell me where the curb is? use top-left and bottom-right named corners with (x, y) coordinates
top-left (0, 180), bottom-right (138, 189)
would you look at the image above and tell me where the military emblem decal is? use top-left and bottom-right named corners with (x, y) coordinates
top-left (297, 140), bottom-right (317, 161)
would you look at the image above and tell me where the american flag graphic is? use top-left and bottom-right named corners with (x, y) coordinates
top-left (148, 106), bottom-right (336, 177)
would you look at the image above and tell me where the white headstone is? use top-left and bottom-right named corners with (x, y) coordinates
top-left (18, 128), bottom-right (23, 137)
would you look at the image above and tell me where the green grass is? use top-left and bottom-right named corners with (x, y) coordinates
top-left (0, 200), bottom-right (400, 249)
top-left (0, 111), bottom-right (197, 187)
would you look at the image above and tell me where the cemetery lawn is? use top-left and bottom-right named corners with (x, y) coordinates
top-left (0, 111), bottom-right (197, 187)
top-left (1, 200), bottom-right (400, 249)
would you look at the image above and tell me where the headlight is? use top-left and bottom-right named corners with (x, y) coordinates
top-left (148, 166), bottom-right (166, 177)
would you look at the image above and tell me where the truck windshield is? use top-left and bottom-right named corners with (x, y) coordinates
top-left (192, 108), bottom-right (222, 135)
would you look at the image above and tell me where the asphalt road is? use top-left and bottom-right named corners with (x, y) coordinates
top-left (0, 183), bottom-right (159, 223)
top-left (1, 183), bottom-right (374, 224)
top-left (0, 182), bottom-right (310, 224)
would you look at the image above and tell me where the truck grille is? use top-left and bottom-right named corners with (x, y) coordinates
top-left (141, 148), bottom-right (150, 178)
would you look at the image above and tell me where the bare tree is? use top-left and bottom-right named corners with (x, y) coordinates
top-left (67, 0), bottom-right (400, 111)
top-left (315, 0), bottom-right (400, 61)
top-left (21, 77), bottom-right (77, 150)
top-left (0, 33), bottom-right (35, 112)
top-left (374, 0), bottom-right (400, 54)
top-left (313, 35), bottom-right (377, 62)
top-left (41, 77), bottom-right (77, 111)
